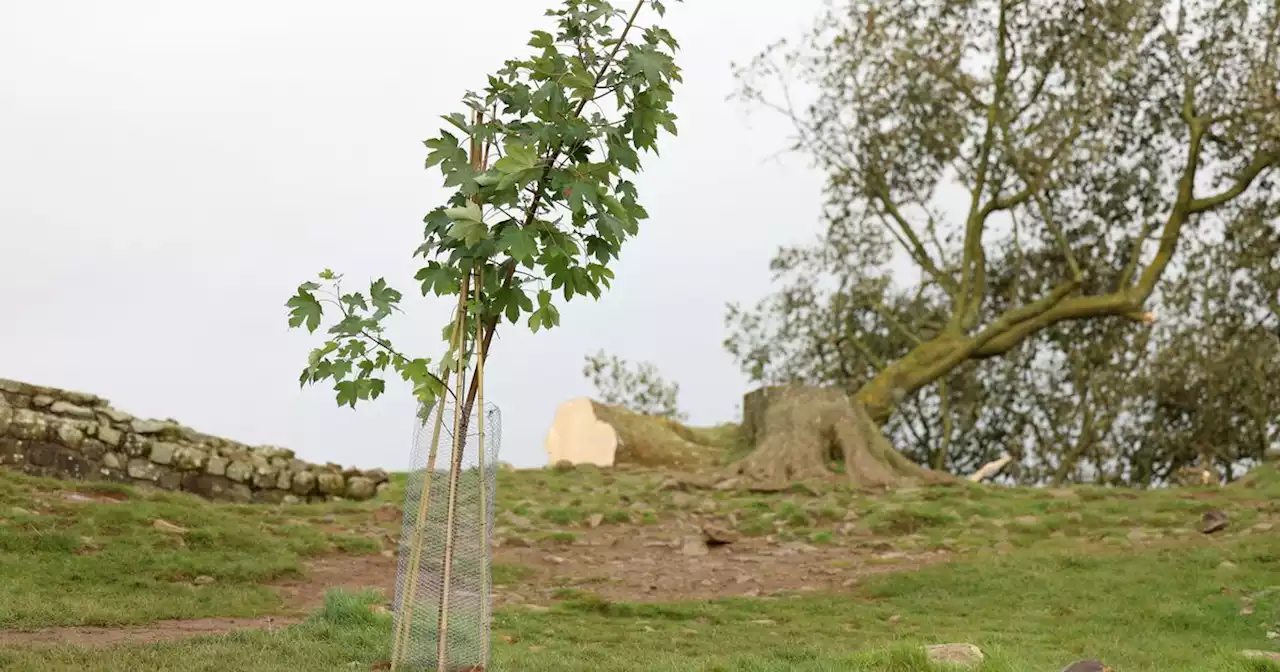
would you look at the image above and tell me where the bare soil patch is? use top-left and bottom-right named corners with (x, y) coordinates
top-left (0, 513), bottom-right (943, 649)
top-left (0, 616), bottom-right (298, 649)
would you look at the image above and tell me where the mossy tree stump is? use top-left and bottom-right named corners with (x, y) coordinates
top-left (728, 385), bottom-right (953, 490)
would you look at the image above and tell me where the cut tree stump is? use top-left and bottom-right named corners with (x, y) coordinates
top-left (726, 385), bottom-right (954, 490)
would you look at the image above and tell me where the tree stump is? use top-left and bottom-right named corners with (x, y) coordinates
top-left (729, 385), bottom-right (953, 490)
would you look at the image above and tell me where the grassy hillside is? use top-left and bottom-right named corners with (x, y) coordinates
top-left (0, 462), bottom-right (1279, 670)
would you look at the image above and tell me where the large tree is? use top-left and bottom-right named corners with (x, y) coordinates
top-left (727, 0), bottom-right (1280, 484)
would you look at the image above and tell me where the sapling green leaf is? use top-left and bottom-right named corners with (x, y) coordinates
top-left (288, 0), bottom-right (682, 411)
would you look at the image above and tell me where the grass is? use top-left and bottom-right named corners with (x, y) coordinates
top-left (3, 536), bottom-right (1280, 670)
top-left (2, 463), bottom-right (1280, 670)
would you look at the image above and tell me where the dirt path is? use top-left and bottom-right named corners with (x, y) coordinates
top-left (0, 522), bottom-right (945, 649)
top-left (0, 616), bottom-right (301, 648)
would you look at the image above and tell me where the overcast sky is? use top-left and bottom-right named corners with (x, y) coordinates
top-left (0, 0), bottom-right (828, 470)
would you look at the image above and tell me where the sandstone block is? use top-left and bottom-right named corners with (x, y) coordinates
top-left (97, 407), bottom-right (131, 424)
top-left (252, 489), bottom-right (287, 504)
top-left (0, 438), bottom-right (25, 466)
top-left (25, 442), bottom-right (58, 467)
top-left (0, 404), bottom-right (12, 436)
top-left (131, 419), bottom-right (172, 434)
top-left (317, 471), bottom-right (346, 495)
top-left (225, 460), bottom-right (253, 483)
top-left (49, 401), bottom-right (95, 419)
top-left (275, 470), bottom-right (292, 490)
top-left (80, 439), bottom-right (106, 461)
top-left (182, 473), bottom-right (234, 499)
top-left (97, 425), bottom-right (123, 447)
top-left (291, 470), bottom-right (318, 495)
top-left (345, 476), bottom-right (377, 500)
top-left (103, 452), bottom-right (123, 469)
top-left (55, 422), bottom-right (85, 449)
top-left (205, 456), bottom-right (228, 476)
top-left (9, 410), bottom-right (49, 441)
top-left (252, 464), bottom-right (278, 489)
top-left (172, 446), bottom-right (208, 471)
top-left (31, 395), bottom-right (54, 408)
top-left (150, 442), bottom-right (178, 465)
top-left (127, 458), bottom-right (161, 481)
top-left (158, 469), bottom-right (182, 490)
top-left (122, 434), bottom-right (151, 457)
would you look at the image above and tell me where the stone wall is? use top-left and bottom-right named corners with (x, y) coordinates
top-left (0, 378), bottom-right (388, 503)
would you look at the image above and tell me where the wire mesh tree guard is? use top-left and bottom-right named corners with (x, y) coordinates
top-left (390, 398), bottom-right (500, 671)
top-left (390, 266), bottom-right (500, 672)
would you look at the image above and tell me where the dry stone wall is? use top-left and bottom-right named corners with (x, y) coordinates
top-left (0, 378), bottom-right (388, 503)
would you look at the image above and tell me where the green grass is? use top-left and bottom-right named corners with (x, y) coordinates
top-left (4, 535), bottom-right (1280, 670)
top-left (0, 471), bottom-right (382, 629)
top-left (3, 463), bottom-right (1280, 670)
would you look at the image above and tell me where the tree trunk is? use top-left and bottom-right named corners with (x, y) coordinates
top-left (725, 385), bottom-right (954, 490)
top-left (545, 398), bottom-right (726, 468)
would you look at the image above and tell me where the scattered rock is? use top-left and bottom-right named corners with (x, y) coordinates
top-left (924, 643), bottom-right (983, 667)
top-left (1200, 509), bottom-right (1230, 534)
top-left (152, 519), bottom-right (188, 534)
top-left (193, 575), bottom-right (216, 585)
top-left (681, 535), bottom-right (709, 557)
top-left (1058, 660), bottom-right (1112, 672)
top-left (657, 478), bottom-right (685, 491)
top-left (702, 523), bottom-right (739, 546)
top-left (887, 614), bottom-right (902, 623)
top-left (713, 478), bottom-right (740, 491)
top-left (587, 513), bottom-right (604, 528)
top-left (1240, 650), bottom-right (1280, 662)
top-left (670, 492), bottom-right (697, 507)
top-left (1219, 560), bottom-right (1238, 570)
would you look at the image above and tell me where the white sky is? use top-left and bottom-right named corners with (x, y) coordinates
top-left (0, 0), bottom-right (828, 470)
